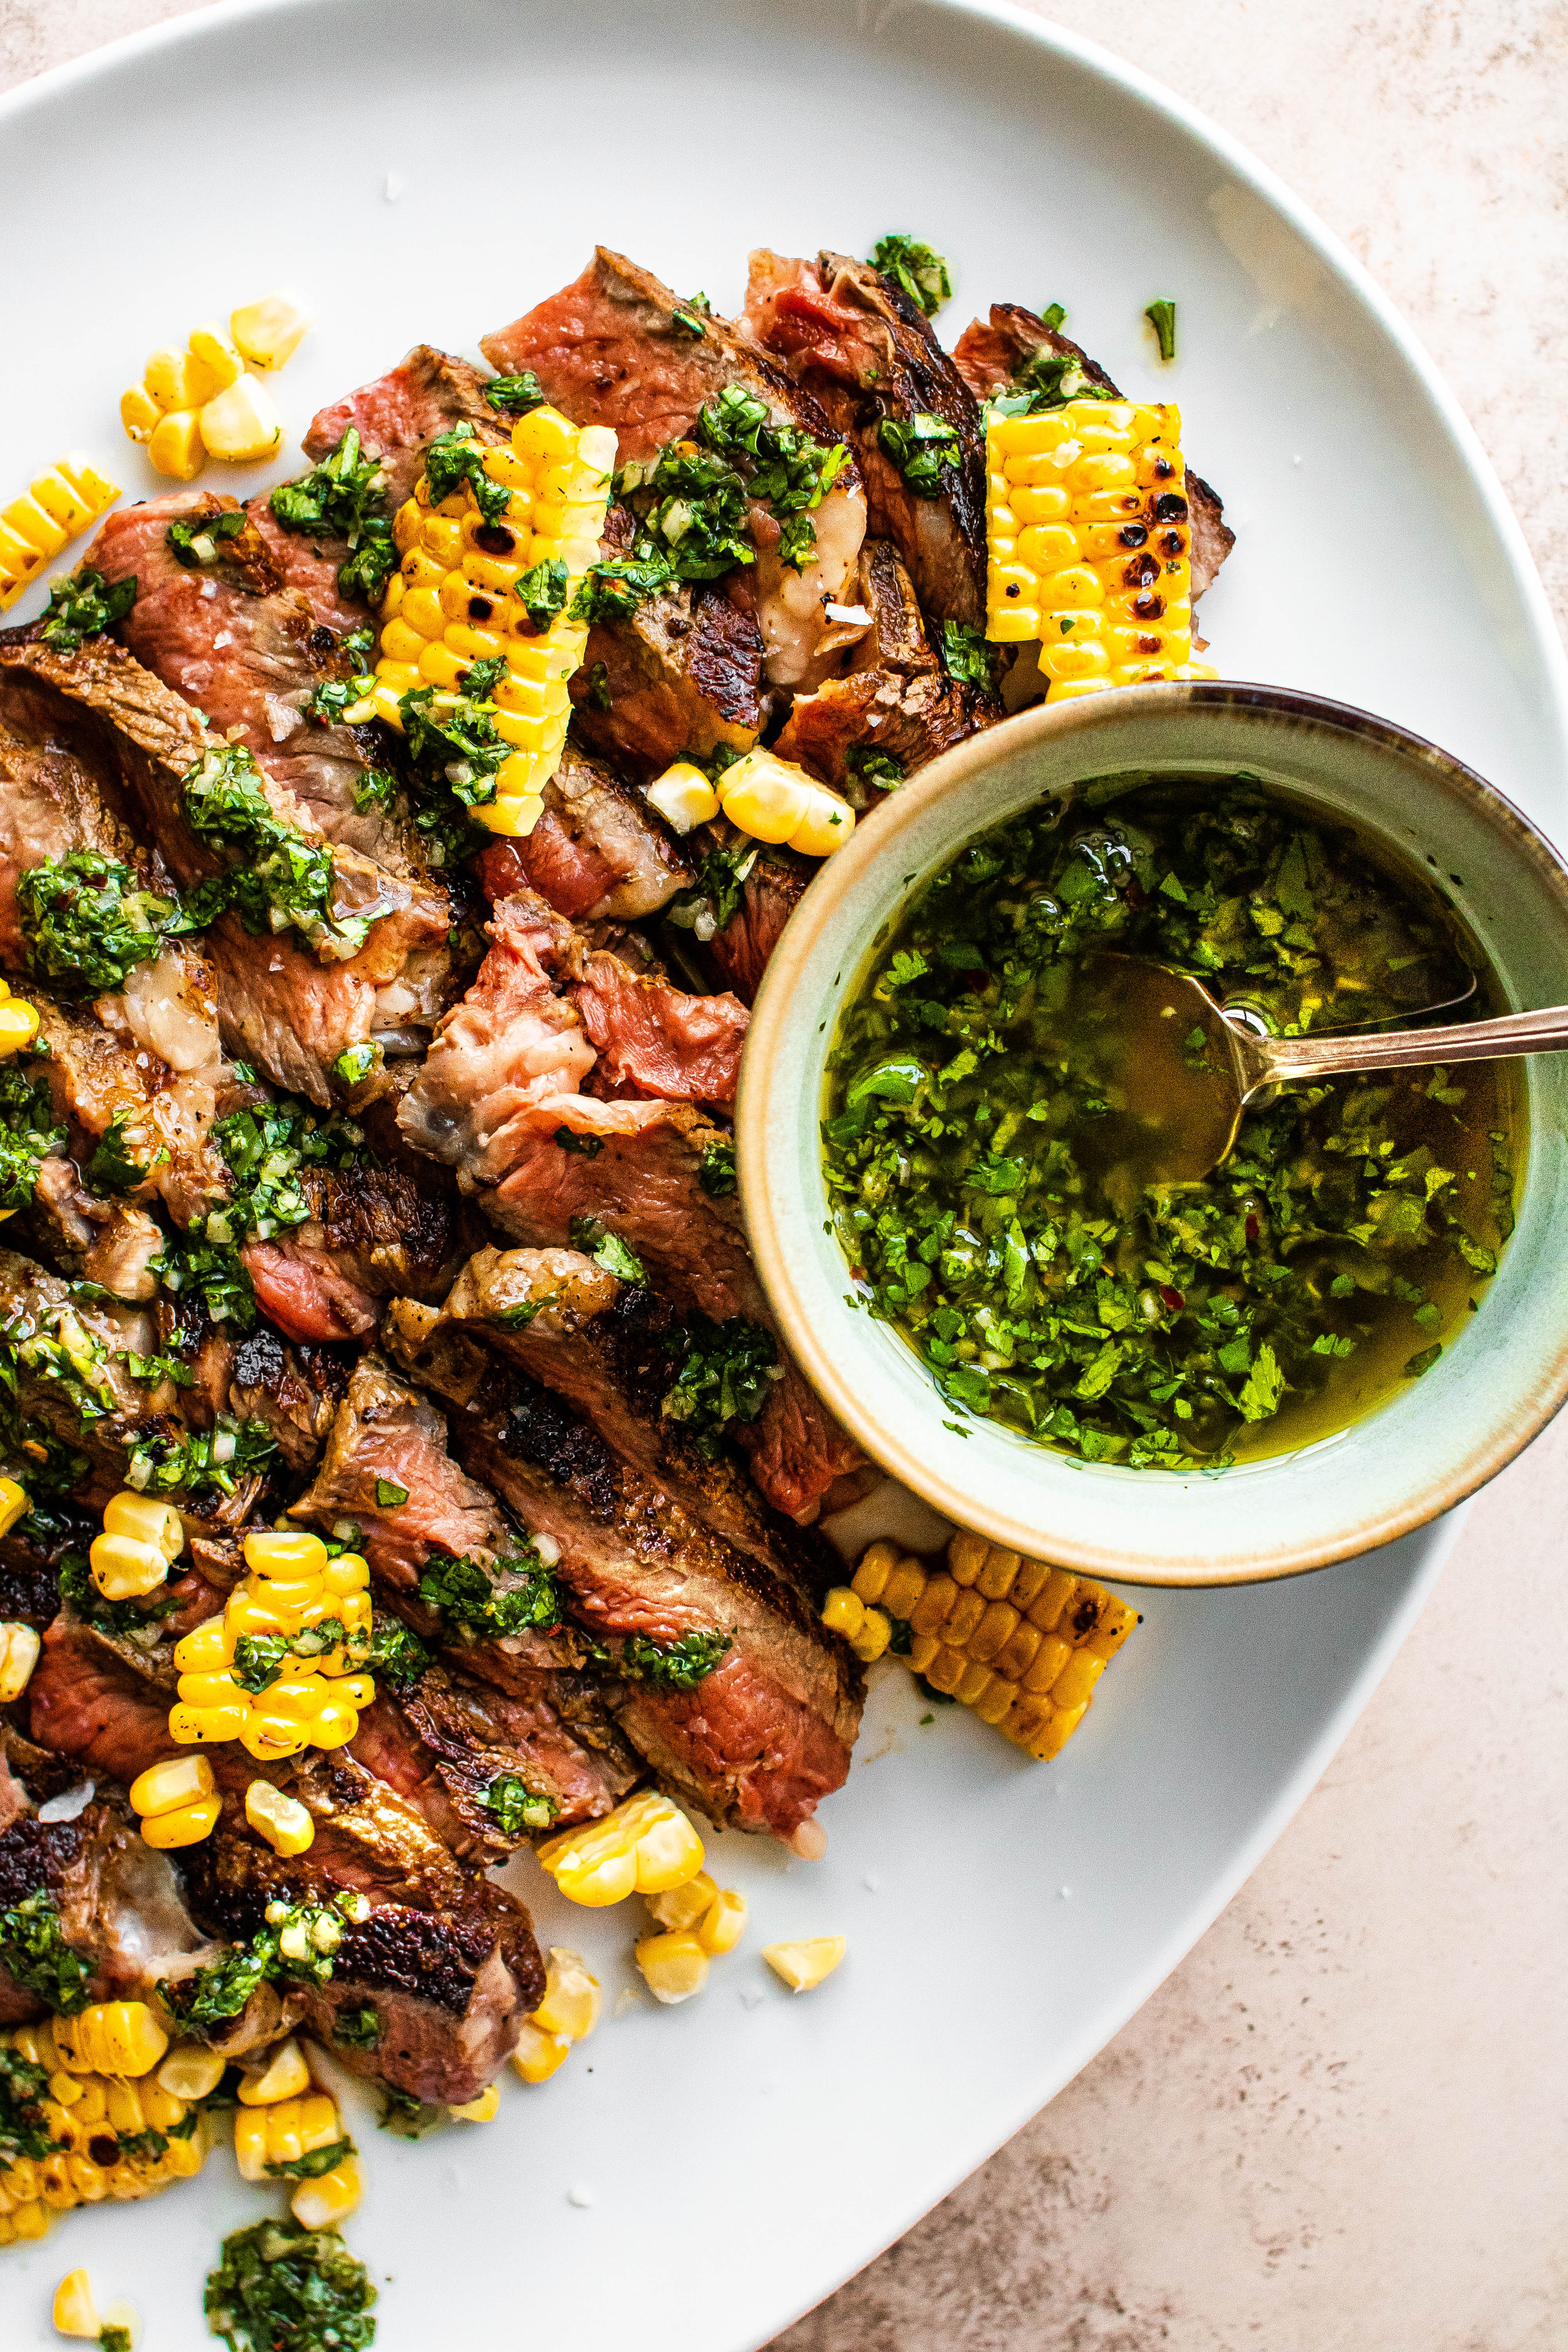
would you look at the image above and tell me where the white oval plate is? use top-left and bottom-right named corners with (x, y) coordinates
top-left (3, 4), bottom-right (1564, 2348)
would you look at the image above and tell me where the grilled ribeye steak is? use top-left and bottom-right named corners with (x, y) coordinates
top-left (475, 738), bottom-right (693, 924)
top-left (952, 301), bottom-right (1235, 599)
top-left (0, 637), bottom-right (387, 1105)
top-left (483, 246), bottom-right (867, 693)
top-left (386, 1310), bottom-right (862, 1841)
top-left (27, 1612), bottom-right (545, 2101)
top-left (305, 343), bottom-right (511, 514)
top-left (744, 248), bottom-right (989, 630)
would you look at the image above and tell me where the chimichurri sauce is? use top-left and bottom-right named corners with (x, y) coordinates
top-left (823, 775), bottom-right (1521, 1470)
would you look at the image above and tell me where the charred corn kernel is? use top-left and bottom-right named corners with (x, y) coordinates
top-left (714, 748), bottom-right (810, 845)
top-left (762, 1936), bottom-right (845, 1993)
top-left (645, 762), bottom-right (721, 834)
top-left (511, 2020), bottom-right (572, 2083)
top-left (147, 410), bottom-right (206, 483)
top-left (697, 1888), bottom-right (747, 1955)
top-left (0, 997), bottom-right (40, 1053)
top-left (90, 1531), bottom-right (169, 1601)
top-left (237, 1710), bottom-right (310, 1761)
top-left (852, 1536), bottom-right (1139, 1760)
top-left (230, 287), bottom-right (313, 371)
top-left (532, 1947), bottom-right (601, 2045)
top-left (291, 2154), bottom-right (362, 2230)
top-left (787, 784), bottom-right (857, 860)
top-left (199, 376), bottom-right (284, 463)
top-left (450, 2085), bottom-right (499, 2122)
top-left (821, 1586), bottom-right (865, 1639)
top-left (140, 1794), bottom-right (220, 1849)
top-left (634, 1929), bottom-right (709, 2005)
top-left (53, 2005), bottom-right (167, 2079)
top-left (644, 1871), bottom-right (718, 1935)
top-left (372, 411), bottom-right (613, 800)
top-left (849, 1606), bottom-right (892, 1663)
top-left (104, 1492), bottom-right (185, 1561)
top-left (188, 321), bottom-right (244, 392)
top-left (538, 1787), bottom-right (704, 1906)
top-left (157, 2043), bottom-right (227, 2102)
top-left (238, 2036), bottom-right (309, 2106)
top-left (0, 1619), bottom-right (40, 1702)
top-left (985, 399), bottom-right (1216, 688)
top-left (245, 1780), bottom-right (315, 1857)
top-left (121, 384), bottom-right (163, 443)
top-left (245, 1528), bottom-right (328, 1578)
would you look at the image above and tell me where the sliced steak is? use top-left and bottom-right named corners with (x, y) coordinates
top-left (483, 248), bottom-right (867, 691)
top-left (575, 949), bottom-right (747, 1106)
top-left (305, 344), bottom-right (509, 512)
top-left (229, 1325), bottom-right (351, 1474)
top-left (386, 1314), bottom-right (860, 1841)
top-left (475, 736), bottom-right (692, 922)
top-left (744, 248), bottom-right (987, 627)
top-left (705, 847), bottom-right (812, 1004)
top-left (0, 710), bottom-right (149, 966)
top-left (951, 302), bottom-right (1234, 599)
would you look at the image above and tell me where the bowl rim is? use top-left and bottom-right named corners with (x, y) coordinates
top-left (736, 678), bottom-right (1568, 1583)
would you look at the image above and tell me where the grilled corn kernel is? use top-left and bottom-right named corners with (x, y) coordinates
top-left (199, 376), bottom-right (284, 463)
top-left (238, 2036), bottom-right (310, 2106)
top-left (633, 1929), bottom-right (709, 2005)
top-left (714, 748), bottom-right (810, 845)
top-left (762, 1936), bottom-right (846, 1993)
top-left (52, 2005), bottom-right (167, 2079)
top-left (144, 347), bottom-right (203, 411)
top-left (537, 1788), bottom-right (704, 1906)
top-left (532, 1947), bottom-right (601, 2045)
top-left (230, 287), bottom-right (313, 371)
top-left (53, 2268), bottom-right (100, 2336)
top-left (89, 1532), bottom-right (169, 1601)
top-left (852, 1535), bottom-right (1139, 1760)
top-left (510, 2020), bottom-right (570, 2084)
top-left (147, 410), bottom-right (206, 482)
top-left (849, 1606), bottom-right (892, 1664)
top-left (322, 1552), bottom-right (370, 1595)
top-left (696, 1888), bottom-right (747, 1956)
top-left (245, 1780), bottom-right (315, 1857)
top-left (0, 1475), bottom-right (28, 1537)
top-left (290, 2155), bottom-right (362, 2229)
top-left (172, 1617), bottom-right (230, 1673)
top-left (645, 762), bottom-right (721, 834)
top-left (788, 784), bottom-right (856, 860)
top-left (469, 794), bottom-right (543, 838)
top-left (0, 997), bottom-right (38, 1055)
top-left (121, 385), bottom-right (163, 443)
top-left (0, 1620), bottom-right (40, 1703)
top-left (188, 322), bottom-right (244, 392)
top-left (140, 1794), bottom-right (221, 1849)
top-left (644, 1870), bottom-right (718, 1935)
top-left (450, 2085), bottom-right (500, 2122)
top-left (156, 2043), bottom-right (227, 2102)
top-left (245, 1528), bottom-right (329, 1578)
top-left (821, 1586), bottom-right (864, 1639)
top-left (103, 1492), bottom-right (185, 1561)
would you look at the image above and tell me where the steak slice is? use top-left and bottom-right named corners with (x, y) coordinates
top-left (952, 302), bottom-right (1235, 599)
top-left (229, 1325), bottom-right (351, 1474)
top-left (85, 490), bottom-right (442, 888)
top-left (475, 736), bottom-right (692, 922)
top-left (744, 248), bottom-right (988, 628)
top-left (304, 343), bottom-right (509, 513)
top-left (27, 1613), bottom-right (545, 2101)
top-left (385, 1314), bottom-right (861, 1842)
top-left (483, 248), bottom-right (867, 691)
top-left (575, 948), bottom-right (747, 1107)
top-left (704, 846), bottom-right (813, 1005)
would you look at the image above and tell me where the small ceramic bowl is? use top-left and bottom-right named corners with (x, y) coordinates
top-left (737, 682), bottom-right (1568, 1585)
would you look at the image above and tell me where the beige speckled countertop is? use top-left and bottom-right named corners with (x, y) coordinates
top-left (3, 4), bottom-right (1564, 2346)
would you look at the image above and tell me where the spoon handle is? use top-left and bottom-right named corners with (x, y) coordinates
top-left (1255, 1002), bottom-right (1568, 1085)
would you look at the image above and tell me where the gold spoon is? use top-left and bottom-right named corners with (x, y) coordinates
top-left (1081, 955), bottom-right (1568, 1184)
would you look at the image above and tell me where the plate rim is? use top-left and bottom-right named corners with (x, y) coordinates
top-left (0, 5), bottom-right (1561, 2347)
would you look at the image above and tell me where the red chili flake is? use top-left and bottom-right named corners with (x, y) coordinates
top-left (1245, 1214), bottom-right (1261, 1242)
top-left (1159, 1285), bottom-right (1185, 1311)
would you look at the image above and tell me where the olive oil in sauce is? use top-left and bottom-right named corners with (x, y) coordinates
top-left (822, 775), bottom-right (1522, 1470)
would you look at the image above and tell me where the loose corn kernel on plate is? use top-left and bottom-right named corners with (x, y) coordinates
top-left (2, 1), bottom-right (1566, 2349)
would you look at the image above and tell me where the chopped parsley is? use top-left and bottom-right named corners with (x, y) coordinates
top-left (569, 555), bottom-right (675, 626)
top-left (1145, 298), bottom-right (1178, 363)
top-left (661, 1316), bottom-right (778, 1454)
top-left (232, 1616), bottom-right (358, 1693)
top-left (697, 1137), bottom-right (737, 1198)
top-left (846, 744), bottom-right (905, 793)
top-left (167, 508), bottom-right (249, 568)
top-left (183, 745), bottom-right (368, 960)
top-left (204, 2217), bottom-right (377, 2352)
top-left (876, 413), bottom-right (961, 498)
top-left (869, 234), bottom-right (952, 318)
top-left (552, 1125), bottom-right (603, 1157)
top-left (205, 1094), bottom-right (367, 1246)
top-left (418, 1547), bottom-right (561, 1642)
top-left (566, 1213), bottom-right (646, 1284)
top-left (482, 372), bottom-right (546, 415)
top-left (0, 2041), bottom-right (51, 2159)
top-left (149, 1230), bottom-right (257, 1330)
top-left (18, 848), bottom-right (197, 993)
top-left (514, 556), bottom-right (568, 633)
top-left (822, 778), bottom-right (1517, 1468)
top-left (988, 338), bottom-right (1116, 420)
top-left (667, 842), bottom-right (759, 941)
top-left (0, 1064), bottom-right (65, 1218)
top-left (58, 1546), bottom-right (180, 1639)
top-left (612, 1630), bottom-right (732, 1690)
top-left (422, 421), bottom-right (510, 523)
top-left (266, 2136), bottom-right (357, 2181)
top-left (940, 622), bottom-right (998, 693)
top-left (269, 427), bottom-right (400, 604)
top-left (374, 1478), bottom-right (408, 1508)
top-left (87, 1109), bottom-right (163, 1194)
top-left (332, 2005), bottom-right (382, 2050)
top-left (366, 1611), bottom-right (432, 1690)
top-left (0, 1889), bottom-right (96, 2014)
top-left (399, 674), bottom-right (508, 815)
top-left (481, 1773), bottom-right (559, 1835)
top-left (36, 566), bottom-right (137, 651)
top-left (169, 1896), bottom-right (364, 2034)
top-left (124, 1414), bottom-right (278, 1500)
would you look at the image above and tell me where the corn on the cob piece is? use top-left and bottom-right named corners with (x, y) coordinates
top-left (512, 1947), bottom-right (601, 2085)
top-left (167, 1531), bottom-right (373, 1758)
top-left (49, 2005), bottom-right (167, 2080)
top-left (536, 1788), bottom-right (704, 1906)
top-left (984, 399), bottom-right (1217, 698)
top-left (371, 407), bottom-right (616, 834)
top-left (0, 454), bottom-right (120, 612)
top-left (0, 2021), bottom-right (206, 2247)
top-left (835, 1534), bottom-right (1140, 1761)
